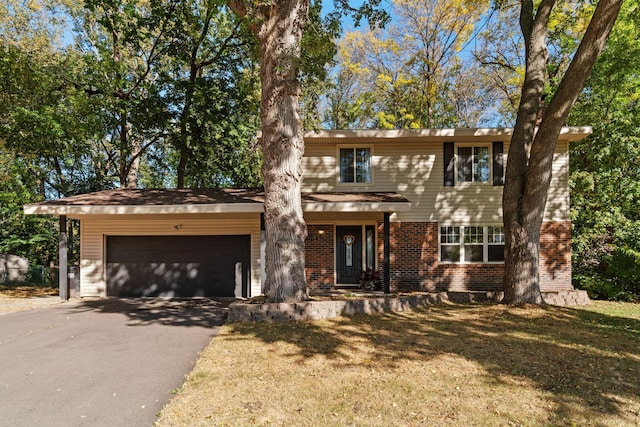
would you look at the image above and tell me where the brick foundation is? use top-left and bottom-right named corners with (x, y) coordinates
top-left (305, 221), bottom-right (573, 293)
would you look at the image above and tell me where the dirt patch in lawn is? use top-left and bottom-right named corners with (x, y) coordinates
top-left (0, 286), bottom-right (60, 314)
top-left (0, 286), bottom-right (58, 298)
top-left (156, 301), bottom-right (640, 427)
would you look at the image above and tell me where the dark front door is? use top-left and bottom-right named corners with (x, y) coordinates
top-left (336, 226), bottom-right (362, 285)
top-left (106, 235), bottom-right (250, 297)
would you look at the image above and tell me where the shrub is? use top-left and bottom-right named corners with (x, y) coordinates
top-left (359, 269), bottom-right (381, 291)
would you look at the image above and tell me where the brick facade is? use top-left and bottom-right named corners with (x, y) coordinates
top-left (539, 221), bottom-right (572, 291)
top-left (305, 221), bottom-right (572, 292)
top-left (305, 224), bottom-right (334, 291)
top-left (382, 222), bottom-right (504, 292)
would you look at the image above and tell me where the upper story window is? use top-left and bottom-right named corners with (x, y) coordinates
top-left (457, 146), bottom-right (490, 184)
top-left (444, 141), bottom-right (504, 187)
top-left (339, 147), bottom-right (371, 184)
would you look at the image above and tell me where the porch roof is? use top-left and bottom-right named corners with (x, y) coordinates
top-left (23, 188), bottom-right (412, 216)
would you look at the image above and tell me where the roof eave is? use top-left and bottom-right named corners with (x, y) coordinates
top-left (23, 203), bottom-right (265, 216)
top-left (24, 201), bottom-right (412, 216)
top-left (299, 126), bottom-right (593, 142)
top-left (302, 202), bottom-right (412, 212)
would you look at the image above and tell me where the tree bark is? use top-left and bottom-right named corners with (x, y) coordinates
top-left (126, 136), bottom-right (141, 189)
top-left (230, 0), bottom-right (310, 302)
top-left (502, 0), bottom-right (623, 305)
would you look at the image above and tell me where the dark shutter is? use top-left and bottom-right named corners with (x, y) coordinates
top-left (492, 141), bottom-right (504, 186)
top-left (443, 142), bottom-right (455, 186)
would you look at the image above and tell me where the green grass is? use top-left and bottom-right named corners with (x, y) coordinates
top-left (156, 301), bottom-right (640, 426)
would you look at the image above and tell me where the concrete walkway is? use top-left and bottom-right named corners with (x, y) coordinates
top-left (0, 298), bottom-right (229, 427)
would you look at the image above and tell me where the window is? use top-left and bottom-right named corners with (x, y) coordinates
top-left (440, 226), bottom-right (461, 262)
top-left (487, 226), bottom-right (505, 262)
top-left (444, 141), bottom-right (504, 187)
top-left (365, 225), bottom-right (376, 270)
top-left (439, 225), bottom-right (505, 263)
top-left (463, 226), bottom-right (484, 262)
top-left (339, 147), bottom-right (371, 184)
top-left (457, 145), bottom-right (490, 183)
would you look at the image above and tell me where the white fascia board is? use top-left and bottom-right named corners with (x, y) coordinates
top-left (301, 126), bottom-right (593, 142)
top-left (302, 202), bottom-right (412, 212)
top-left (23, 203), bottom-right (264, 216)
top-left (25, 201), bottom-right (413, 215)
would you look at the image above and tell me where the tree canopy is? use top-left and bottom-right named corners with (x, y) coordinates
top-left (568, 1), bottom-right (640, 301)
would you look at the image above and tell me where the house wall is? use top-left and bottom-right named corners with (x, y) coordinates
top-left (303, 220), bottom-right (571, 293)
top-left (78, 213), bottom-right (262, 297)
top-left (305, 224), bottom-right (334, 290)
top-left (302, 138), bottom-right (569, 223)
top-left (304, 212), bottom-right (383, 289)
top-left (381, 221), bottom-right (571, 292)
top-left (302, 135), bottom-right (572, 292)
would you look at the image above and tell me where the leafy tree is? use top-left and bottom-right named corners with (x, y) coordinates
top-left (158, 0), bottom-right (261, 188)
top-left (69, 0), bottom-right (178, 188)
top-left (227, 0), bottom-right (312, 302)
top-left (0, 147), bottom-right (57, 266)
top-left (227, 0), bottom-right (344, 302)
top-left (501, 0), bottom-right (624, 304)
top-left (67, 0), bottom-right (273, 190)
top-left (568, 1), bottom-right (640, 300)
top-left (0, 22), bottom-right (100, 197)
top-left (325, 0), bottom-right (493, 129)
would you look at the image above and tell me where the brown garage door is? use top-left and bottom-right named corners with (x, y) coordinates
top-left (106, 235), bottom-right (250, 297)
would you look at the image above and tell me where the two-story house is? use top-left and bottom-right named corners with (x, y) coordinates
top-left (25, 128), bottom-right (591, 299)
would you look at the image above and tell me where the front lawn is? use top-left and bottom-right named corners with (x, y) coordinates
top-left (157, 301), bottom-right (640, 426)
top-left (0, 285), bottom-right (58, 298)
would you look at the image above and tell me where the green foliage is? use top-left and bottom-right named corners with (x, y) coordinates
top-left (569, 1), bottom-right (640, 301)
top-left (156, 0), bottom-right (262, 188)
top-left (325, 0), bottom-right (495, 129)
top-left (0, 148), bottom-right (57, 266)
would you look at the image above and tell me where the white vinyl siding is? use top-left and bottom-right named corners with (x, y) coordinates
top-left (302, 138), bottom-right (570, 223)
top-left (78, 213), bottom-right (262, 297)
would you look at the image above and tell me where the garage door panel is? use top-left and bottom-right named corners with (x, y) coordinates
top-left (106, 236), bottom-right (250, 297)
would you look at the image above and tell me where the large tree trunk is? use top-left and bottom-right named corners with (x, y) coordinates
top-left (230, 0), bottom-right (310, 302)
top-left (502, 0), bottom-right (623, 305)
top-left (126, 137), bottom-right (141, 189)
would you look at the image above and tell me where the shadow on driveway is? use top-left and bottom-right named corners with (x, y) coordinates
top-left (73, 297), bottom-right (235, 328)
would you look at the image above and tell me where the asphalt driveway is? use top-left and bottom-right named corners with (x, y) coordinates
top-left (0, 298), bottom-right (230, 427)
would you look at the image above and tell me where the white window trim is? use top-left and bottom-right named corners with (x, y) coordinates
top-left (439, 225), bottom-right (505, 264)
top-left (336, 144), bottom-right (374, 186)
top-left (454, 143), bottom-right (492, 186)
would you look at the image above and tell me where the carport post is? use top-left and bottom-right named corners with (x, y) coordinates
top-left (59, 215), bottom-right (69, 300)
top-left (383, 212), bottom-right (390, 294)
